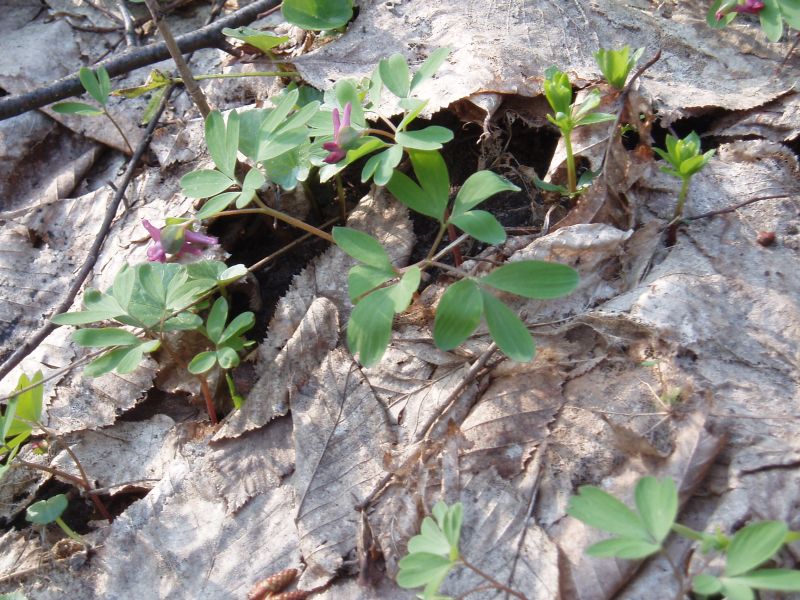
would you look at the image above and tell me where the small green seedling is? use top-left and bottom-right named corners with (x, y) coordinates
top-left (26, 494), bottom-right (83, 542)
top-left (397, 501), bottom-right (463, 599)
top-left (568, 476), bottom-right (800, 598)
top-left (536, 67), bottom-right (616, 195)
top-left (653, 131), bottom-right (715, 219)
top-left (188, 296), bottom-right (255, 376)
top-left (594, 46), bottom-right (645, 90)
top-left (397, 501), bottom-right (527, 599)
top-left (708, 0), bottom-right (800, 43)
top-left (52, 66), bottom-right (134, 154)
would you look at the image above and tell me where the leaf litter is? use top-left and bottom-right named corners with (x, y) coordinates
top-left (1, 1), bottom-right (800, 599)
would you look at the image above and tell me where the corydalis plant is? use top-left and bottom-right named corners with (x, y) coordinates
top-left (653, 131), bottom-right (714, 219)
top-left (536, 66), bottom-right (616, 196)
top-left (708, 0), bottom-right (800, 42)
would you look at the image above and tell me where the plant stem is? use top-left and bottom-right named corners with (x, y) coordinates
top-left (426, 224), bottom-right (447, 261)
top-left (460, 556), bottom-right (528, 600)
top-left (216, 208), bottom-right (334, 243)
top-left (198, 374), bottom-right (218, 425)
top-left (563, 130), bottom-right (577, 194)
top-left (362, 128), bottom-right (396, 141)
top-left (143, 0), bottom-right (211, 118)
top-left (55, 517), bottom-right (84, 542)
top-left (102, 107), bottom-right (134, 155)
top-left (335, 173), bottom-right (347, 223)
top-left (673, 177), bottom-right (690, 220)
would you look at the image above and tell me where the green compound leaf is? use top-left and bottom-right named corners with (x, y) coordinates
top-left (180, 169), bottom-right (235, 198)
top-left (720, 579), bottom-right (756, 600)
top-left (26, 494), bottom-right (68, 525)
top-left (437, 501), bottom-right (463, 555)
top-left (114, 343), bottom-right (149, 375)
top-left (333, 227), bottom-right (394, 270)
top-left (396, 552), bottom-right (454, 590)
top-left (410, 149), bottom-right (450, 219)
top-left (567, 485), bottom-right (650, 540)
top-left (725, 521), bottom-right (788, 577)
top-left (347, 287), bottom-right (395, 366)
top-left (222, 26), bottom-right (289, 53)
top-left (5, 371), bottom-right (43, 438)
top-left (409, 517), bottom-right (451, 556)
top-left (730, 569), bottom-right (800, 592)
top-left (410, 47), bottom-right (451, 92)
top-left (205, 110), bottom-right (239, 181)
top-left (448, 210), bottom-right (506, 244)
top-left (781, 0), bottom-right (800, 30)
top-left (261, 88), bottom-right (300, 135)
top-left (219, 311), bottom-right (255, 345)
top-left (205, 297), bottom-right (229, 344)
top-left (586, 537), bottom-right (662, 559)
top-left (197, 191), bottom-right (240, 220)
top-left (51, 102), bottom-right (103, 116)
top-left (395, 126), bottom-right (454, 150)
top-left (84, 347), bottom-right (131, 377)
top-left (188, 351), bottom-right (218, 375)
top-left (760, 0), bottom-right (784, 41)
top-left (433, 278), bottom-right (483, 351)
top-left (452, 170), bottom-right (520, 217)
top-left (593, 46), bottom-right (643, 90)
top-left (379, 53), bottom-right (411, 98)
top-left (693, 574), bottom-right (723, 595)
top-left (282, 0), bottom-right (353, 31)
top-left (78, 66), bottom-right (109, 105)
top-left (216, 346), bottom-right (240, 369)
top-left (387, 170), bottom-right (442, 221)
top-left (480, 290), bottom-right (534, 362)
top-left (362, 144), bottom-right (403, 186)
top-left (634, 476), bottom-right (678, 543)
top-left (480, 261), bottom-right (579, 299)
top-left (348, 264), bottom-right (394, 302)
top-left (73, 327), bottom-right (141, 348)
top-left (347, 269), bottom-right (419, 366)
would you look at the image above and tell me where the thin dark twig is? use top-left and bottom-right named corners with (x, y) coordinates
top-left (683, 193), bottom-right (796, 221)
top-left (460, 556), bottom-right (528, 600)
top-left (144, 0), bottom-right (211, 117)
top-left (0, 85), bottom-right (175, 385)
top-left (0, 0), bottom-right (279, 121)
top-left (117, 0), bottom-right (139, 47)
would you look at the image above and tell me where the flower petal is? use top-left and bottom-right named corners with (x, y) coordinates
top-left (142, 219), bottom-right (161, 241)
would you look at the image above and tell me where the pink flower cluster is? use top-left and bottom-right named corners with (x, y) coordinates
top-left (142, 219), bottom-right (218, 263)
top-left (322, 103), bottom-right (353, 164)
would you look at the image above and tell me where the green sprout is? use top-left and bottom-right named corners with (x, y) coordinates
top-left (653, 131), bottom-right (715, 219)
top-left (537, 67), bottom-right (616, 196)
top-left (594, 46), bottom-right (644, 90)
top-left (26, 494), bottom-right (83, 542)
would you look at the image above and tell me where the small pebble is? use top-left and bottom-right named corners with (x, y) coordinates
top-left (756, 231), bottom-right (776, 247)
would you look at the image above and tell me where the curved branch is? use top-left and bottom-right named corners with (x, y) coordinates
top-left (0, 0), bottom-right (279, 121)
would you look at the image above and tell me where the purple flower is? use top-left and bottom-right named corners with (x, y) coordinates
top-left (323, 102), bottom-right (355, 164)
top-left (142, 219), bottom-right (218, 263)
top-left (716, 0), bottom-right (764, 20)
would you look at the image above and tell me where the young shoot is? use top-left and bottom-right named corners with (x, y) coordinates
top-left (594, 46), bottom-right (645, 90)
top-left (26, 494), bottom-right (83, 542)
top-left (653, 131), bottom-right (715, 219)
top-left (537, 66), bottom-right (616, 196)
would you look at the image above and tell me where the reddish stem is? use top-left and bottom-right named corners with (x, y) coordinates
top-left (199, 375), bottom-right (218, 425)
